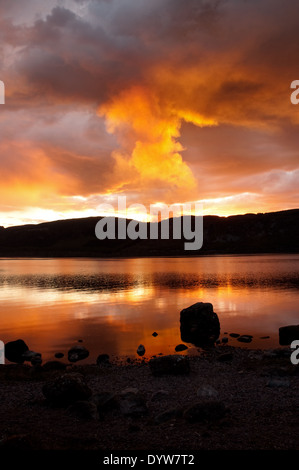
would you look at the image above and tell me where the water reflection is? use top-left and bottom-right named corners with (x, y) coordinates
top-left (0, 255), bottom-right (298, 363)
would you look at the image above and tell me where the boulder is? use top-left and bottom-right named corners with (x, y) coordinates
top-left (279, 325), bottom-right (299, 345)
top-left (91, 392), bottom-right (118, 413)
top-left (42, 372), bottom-right (92, 406)
top-left (67, 345), bottom-right (89, 363)
top-left (180, 302), bottom-right (220, 347)
top-left (5, 339), bottom-right (29, 363)
top-left (149, 355), bottom-right (190, 376)
top-left (154, 407), bottom-right (183, 424)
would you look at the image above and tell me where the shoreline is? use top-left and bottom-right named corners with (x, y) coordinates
top-left (0, 344), bottom-right (298, 451)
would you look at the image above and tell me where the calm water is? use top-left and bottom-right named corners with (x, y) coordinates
top-left (0, 255), bottom-right (298, 363)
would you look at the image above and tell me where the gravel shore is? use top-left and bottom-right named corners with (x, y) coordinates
top-left (0, 345), bottom-right (298, 452)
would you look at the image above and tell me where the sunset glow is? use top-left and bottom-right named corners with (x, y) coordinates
top-left (1, 0), bottom-right (299, 227)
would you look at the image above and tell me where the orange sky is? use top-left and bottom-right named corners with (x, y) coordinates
top-left (0, 0), bottom-right (299, 227)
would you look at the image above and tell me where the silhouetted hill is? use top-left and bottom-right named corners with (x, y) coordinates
top-left (0, 209), bottom-right (298, 257)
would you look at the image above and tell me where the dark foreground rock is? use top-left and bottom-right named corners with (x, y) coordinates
top-left (42, 372), bottom-right (92, 406)
top-left (5, 340), bottom-right (29, 363)
top-left (180, 302), bottom-right (220, 347)
top-left (279, 325), bottom-right (299, 345)
top-left (149, 355), bottom-right (190, 376)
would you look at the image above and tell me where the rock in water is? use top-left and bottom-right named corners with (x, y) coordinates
top-left (137, 344), bottom-right (145, 356)
top-left (175, 344), bottom-right (188, 352)
top-left (237, 335), bottom-right (253, 343)
top-left (5, 339), bottom-right (29, 363)
top-left (279, 325), bottom-right (299, 345)
top-left (42, 372), bottom-right (92, 406)
top-left (96, 354), bottom-right (110, 365)
top-left (180, 302), bottom-right (220, 347)
top-left (67, 345), bottom-right (89, 362)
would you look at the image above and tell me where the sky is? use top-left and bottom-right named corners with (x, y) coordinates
top-left (0, 0), bottom-right (299, 226)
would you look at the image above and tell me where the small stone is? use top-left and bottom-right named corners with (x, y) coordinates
top-left (175, 344), bottom-right (188, 352)
top-left (229, 333), bottom-right (240, 338)
top-left (96, 354), bottom-right (110, 365)
top-left (237, 335), bottom-right (253, 343)
top-left (152, 332), bottom-right (158, 337)
top-left (221, 337), bottom-right (228, 344)
top-left (137, 345), bottom-right (145, 356)
top-left (260, 336), bottom-right (270, 339)
top-left (55, 353), bottom-right (64, 359)
top-left (217, 353), bottom-right (233, 362)
top-left (22, 350), bottom-right (41, 362)
top-left (197, 385), bottom-right (218, 398)
top-left (92, 392), bottom-right (118, 412)
top-left (267, 378), bottom-right (290, 388)
top-left (150, 390), bottom-right (169, 401)
top-left (67, 345), bottom-right (89, 363)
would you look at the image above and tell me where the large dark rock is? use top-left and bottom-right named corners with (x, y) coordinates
top-left (279, 325), bottom-right (299, 345)
top-left (180, 302), bottom-right (220, 347)
top-left (42, 372), bottom-right (92, 406)
top-left (149, 355), bottom-right (190, 376)
top-left (5, 339), bottom-right (29, 363)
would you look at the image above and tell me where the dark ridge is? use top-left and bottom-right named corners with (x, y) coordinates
top-left (0, 208), bottom-right (298, 257)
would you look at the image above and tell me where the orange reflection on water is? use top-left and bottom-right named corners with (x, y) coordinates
top-left (0, 255), bottom-right (298, 362)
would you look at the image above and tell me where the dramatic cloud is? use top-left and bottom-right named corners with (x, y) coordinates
top-left (0, 0), bottom-right (299, 225)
